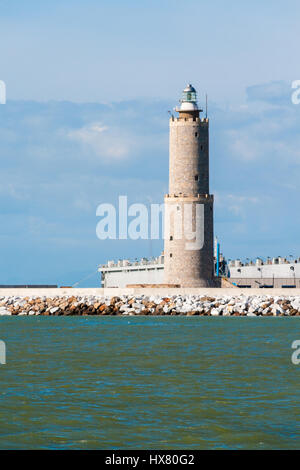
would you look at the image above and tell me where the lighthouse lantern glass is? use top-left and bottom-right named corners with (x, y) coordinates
top-left (182, 90), bottom-right (197, 103)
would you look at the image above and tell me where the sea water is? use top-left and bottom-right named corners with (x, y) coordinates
top-left (0, 316), bottom-right (299, 449)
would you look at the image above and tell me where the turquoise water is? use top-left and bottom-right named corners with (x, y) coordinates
top-left (0, 317), bottom-right (299, 449)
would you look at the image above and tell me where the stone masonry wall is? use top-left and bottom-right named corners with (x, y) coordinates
top-left (164, 196), bottom-right (215, 287)
top-left (164, 116), bottom-right (216, 287)
top-left (168, 118), bottom-right (209, 196)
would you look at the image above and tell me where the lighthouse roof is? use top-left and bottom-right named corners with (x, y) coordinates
top-left (183, 84), bottom-right (196, 93)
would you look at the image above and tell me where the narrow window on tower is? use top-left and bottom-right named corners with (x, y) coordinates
top-left (195, 175), bottom-right (199, 181)
top-left (195, 132), bottom-right (198, 137)
top-left (170, 236), bottom-right (173, 241)
top-left (200, 145), bottom-right (203, 151)
top-left (170, 253), bottom-right (173, 258)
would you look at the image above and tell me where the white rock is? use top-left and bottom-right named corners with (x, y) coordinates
top-left (291, 300), bottom-right (300, 310)
top-left (132, 302), bottom-right (142, 309)
top-left (133, 306), bottom-right (143, 314)
top-left (271, 304), bottom-right (284, 315)
top-left (0, 308), bottom-right (11, 316)
top-left (50, 307), bottom-right (59, 314)
top-left (211, 308), bottom-right (220, 316)
top-left (248, 306), bottom-right (256, 313)
top-left (119, 304), bottom-right (129, 312)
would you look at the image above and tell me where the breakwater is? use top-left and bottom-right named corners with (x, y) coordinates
top-left (1, 293), bottom-right (300, 316)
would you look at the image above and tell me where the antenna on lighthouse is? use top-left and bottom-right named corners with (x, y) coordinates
top-left (205, 94), bottom-right (208, 119)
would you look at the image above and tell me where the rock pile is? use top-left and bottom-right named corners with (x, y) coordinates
top-left (0, 294), bottom-right (300, 316)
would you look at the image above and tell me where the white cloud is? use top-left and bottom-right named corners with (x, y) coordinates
top-left (225, 130), bottom-right (263, 161)
top-left (221, 101), bottom-right (300, 164)
top-left (0, 91), bottom-right (298, 282)
top-left (28, 216), bottom-right (59, 236)
top-left (73, 194), bottom-right (93, 213)
top-left (67, 122), bottom-right (131, 161)
top-left (246, 81), bottom-right (290, 104)
top-left (226, 127), bottom-right (300, 163)
top-left (215, 192), bottom-right (260, 218)
top-left (0, 181), bottom-right (30, 201)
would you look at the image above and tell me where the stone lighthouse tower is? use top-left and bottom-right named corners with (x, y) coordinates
top-left (164, 84), bottom-right (217, 287)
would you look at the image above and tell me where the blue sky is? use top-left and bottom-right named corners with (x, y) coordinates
top-left (0, 1), bottom-right (299, 285)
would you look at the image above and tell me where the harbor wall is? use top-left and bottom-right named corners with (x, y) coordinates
top-left (0, 287), bottom-right (300, 297)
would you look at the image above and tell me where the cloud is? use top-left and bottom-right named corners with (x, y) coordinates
top-left (223, 126), bottom-right (300, 163)
top-left (215, 82), bottom-right (300, 166)
top-left (215, 192), bottom-right (260, 219)
top-left (0, 85), bottom-right (299, 283)
top-left (246, 81), bottom-right (292, 105)
top-left (28, 216), bottom-right (59, 236)
top-left (67, 122), bottom-right (132, 161)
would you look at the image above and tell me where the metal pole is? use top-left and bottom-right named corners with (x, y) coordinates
top-left (216, 242), bottom-right (220, 277)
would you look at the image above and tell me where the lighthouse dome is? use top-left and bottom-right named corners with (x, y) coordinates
top-left (183, 84), bottom-right (196, 94)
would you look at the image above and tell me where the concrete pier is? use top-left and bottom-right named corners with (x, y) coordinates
top-left (0, 287), bottom-right (299, 297)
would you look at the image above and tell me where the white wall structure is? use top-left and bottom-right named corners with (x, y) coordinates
top-left (229, 260), bottom-right (300, 288)
top-left (99, 256), bottom-right (300, 289)
top-left (99, 259), bottom-right (164, 288)
top-left (229, 263), bottom-right (300, 280)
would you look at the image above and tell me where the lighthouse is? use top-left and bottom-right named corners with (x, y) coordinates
top-left (163, 84), bottom-right (218, 287)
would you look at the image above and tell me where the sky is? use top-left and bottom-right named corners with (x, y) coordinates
top-left (0, 0), bottom-right (299, 286)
